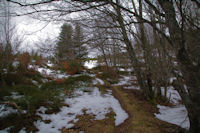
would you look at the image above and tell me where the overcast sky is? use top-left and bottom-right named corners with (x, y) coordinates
top-left (15, 15), bottom-right (61, 50)
top-left (0, 0), bottom-right (104, 57)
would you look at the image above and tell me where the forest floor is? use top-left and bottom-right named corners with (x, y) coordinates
top-left (0, 60), bottom-right (187, 133)
top-left (61, 69), bottom-right (182, 133)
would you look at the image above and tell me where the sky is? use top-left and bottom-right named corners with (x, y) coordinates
top-left (15, 15), bottom-right (61, 51)
top-left (0, 0), bottom-right (105, 57)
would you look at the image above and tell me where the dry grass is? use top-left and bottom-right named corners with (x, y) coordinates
top-left (62, 110), bottom-right (115, 133)
top-left (111, 86), bottom-right (183, 133)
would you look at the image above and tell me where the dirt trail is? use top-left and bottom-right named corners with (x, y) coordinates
top-left (110, 85), bottom-right (182, 133)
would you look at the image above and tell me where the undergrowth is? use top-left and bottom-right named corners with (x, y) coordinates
top-left (0, 74), bottom-right (92, 132)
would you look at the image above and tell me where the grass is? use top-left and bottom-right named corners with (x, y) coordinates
top-left (111, 86), bottom-right (181, 133)
top-left (62, 110), bottom-right (116, 133)
top-left (97, 72), bottom-right (119, 84)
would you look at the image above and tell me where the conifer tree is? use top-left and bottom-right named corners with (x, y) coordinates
top-left (56, 23), bottom-right (73, 61)
top-left (73, 22), bottom-right (87, 60)
top-left (56, 23), bottom-right (87, 62)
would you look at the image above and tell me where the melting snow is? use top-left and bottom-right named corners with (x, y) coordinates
top-left (95, 78), bottom-right (105, 85)
top-left (123, 86), bottom-right (140, 90)
top-left (113, 75), bottom-right (137, 86)
top-left (12, 61), bottom-right (19, 68)
top-left (28, 64), bottom-right (69, 79)
top-left (0, 127), bottom-right (12, 133)
top-left (35, 87), bottom-right (128, 133)
top-left (155, 104), bottom-right (189, 129)
top-left (161, 86), bottom-right (182, 104)
top-left (84, 60), bottom-right (98, 69)
top-left (0, 104), bottom-right (18, 118)
top-left (47, 61), bottom-right (54, 67)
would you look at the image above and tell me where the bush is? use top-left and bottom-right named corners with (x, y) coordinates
top-left (64, 60), bottom-right (82, 75)
top-left (13, 85), bottom-right (63, 113)
top-left (0, 86), bottom-right (11, 100)
top-left (41, 75), bottom-right (92, 90)
top-left (17, 53), bottom-right (31, 70)
top-left (96, 66), bottom-right (119, 84)
top-left (2, 73), bottom-right (23, 86)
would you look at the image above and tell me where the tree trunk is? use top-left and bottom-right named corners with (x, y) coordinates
top-left (158, 0), bottom-right (200, 132)
top-left (113, 1), bottom-right (147, 97)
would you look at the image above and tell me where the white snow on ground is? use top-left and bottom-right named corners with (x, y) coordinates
top-left (12, 61), bottom-right (19, 68)
top-left (156, 86), bottom-right (190, 129)
top-left (118, 68), bottom-right (133, 72)
top-left (119, 68), bottom-right (125, 71)
top-left (113, 75), bottom-right (133, 86)
top-left (28, 64), bottom-right (69, 79)
top-left (95, 78), bottom-right (105, 85)
top-left (10, 92), bottom-right (24, 99)
top-left (169, 77), bottom-right (177, 84)
top-left (123, 86), bottom-right (140, 90)
top-left (47, 61), bottom-right (54, 67)
top-left (161, 86), bottom-right (182, 104)
top-left (0, 127), bottom-right (12, 133)
top-left (0, 104), bottom-right (18, 118)
top-left (84, 60), bottom-right (98, 69)
top-left (155, 104), bottom-right (189, 129)
top-left (113, 75), bottom-right (139, 90)
top-left (35, 87), bottom-right (128, 133)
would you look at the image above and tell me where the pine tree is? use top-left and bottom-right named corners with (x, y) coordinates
top-left (73, 22), bottom-right (87, 60)
top-left (56, 23), bottom-right (87, 62)
top-left (56, 23), bottom-right (73, 62)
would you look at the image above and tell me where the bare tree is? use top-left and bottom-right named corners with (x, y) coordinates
top-left (6, 0), bottom-right (200, 132)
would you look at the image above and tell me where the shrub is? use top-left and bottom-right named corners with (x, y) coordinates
top-left (17, 53), bottom-right (31, 70)
top-left (13, 85), bottom-right (63, 113)
top-left (0, 86), bottom-right (11, 100)
top-left (3, 72), bottom-right (23, 86)
top-left (41, 75), bottom-right (92, 90)
top-left (64, 60), bottom-right (82, 75)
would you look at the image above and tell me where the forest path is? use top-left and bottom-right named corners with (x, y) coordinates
top-left (107, 83), bottom-right (181, 133)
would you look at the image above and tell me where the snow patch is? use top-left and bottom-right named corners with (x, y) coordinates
top-left (12, 61), bottom-right (19, 68)
top-left (155, 104), bottom-right (189, 129)
top-left (28, 64), bottom-right (69, 79)
top-left (161, 86), bottom-right (181, 104)
top-left (84, 60), bottom-right (98, 69)
top-left (0, 127), bottom-right (12, 133)
top-left (123, 86), bottom-right (140, 90)
top-left (47, 61), bottom-right (54, 67)
top-left (0, 104), bottom-right (18, 118)
top-left (35, 87), bottom-right (128, 132)
top-left (113, 75), bottom-right (137, 86)
top-left (95, 78), bottom-right (105, 85)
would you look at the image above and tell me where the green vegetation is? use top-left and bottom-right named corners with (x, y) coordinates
top-left (0, 60), bottom-right (93, 132)
top-left (99, 72), bottom-right (119, 84)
